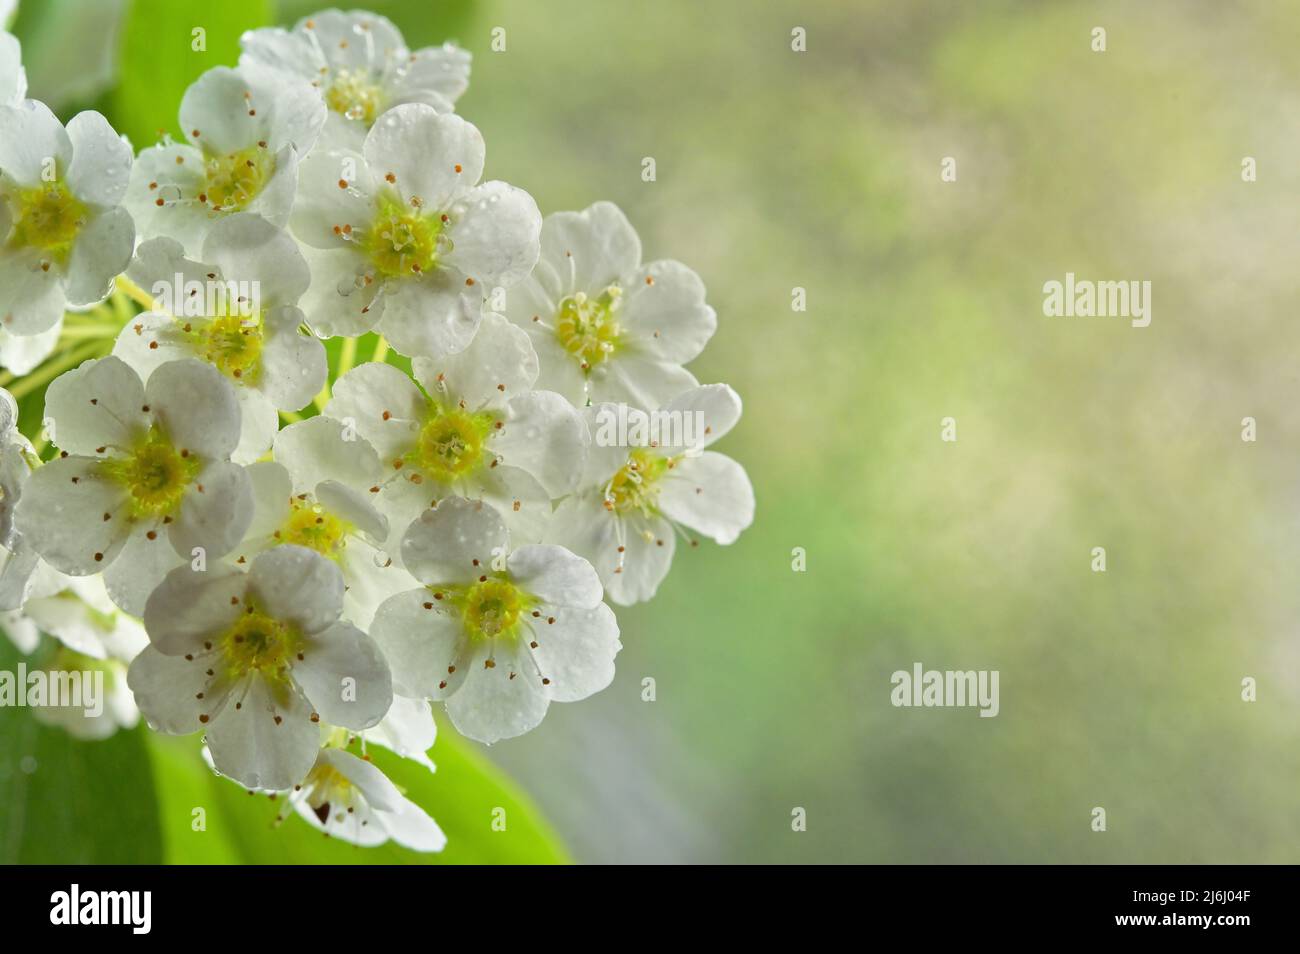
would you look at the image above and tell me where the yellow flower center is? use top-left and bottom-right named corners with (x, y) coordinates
top-left (219, 607), bottom-right (303, 690)
top-left (301, 760), bottom-right (358, 823)
top-left (365, 190), bottom-right (444, 278)
top-left (275, 499), bottom-right (352, 559)
top-left (6, 180), bottom-right (87, 264)
top-left (204, 145), bottom-right (272, 212)
top-left (101, 427), bottom-right (202, 521)
top-left (455, 577), bottom-right (531, 642)
top-left (604, 447), bottom-right (669, 517)
top-left (556, 286), bottom-right (622, 371)
top-left (324, 68), bottom-right (386, 124)
top-left (179, 312), bottom-right (265, 384)
top-left (415, 405), bottom-right (493, 483)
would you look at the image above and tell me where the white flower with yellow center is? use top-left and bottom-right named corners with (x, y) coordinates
top-left (284, 741), bottom-right (445, 851)
top-left (504, 201), bottom-right (716, 409)
top-left (324, 313), bottom-right (588, 547)
top-left (370, 496), bottom-right (621, 745)
top-left (14, 356), bottom-right (254, 615)
top-left (1, 29), bottom-right (26, 106)
top-left (127, 545), bottom-right (393, 790)
top-left (113, 213), bottom-right (327, 463)
top-left (125, 63), bottom-right (326, 256)
top-left (291, 102), bottom-right (541, 355)
top-left (232, 414), bottom-right (418, 628)
top-left (0, 102), bottom-right (134, 339)
top-left (546, 385), bottom-right (755, 605)
top-left (241, 9), bottom-right (469, 151)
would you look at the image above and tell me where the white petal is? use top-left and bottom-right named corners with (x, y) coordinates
top-left (323, 362), bottom-right (425, 461)
top-left (659, 383), bottom-right (743, 452)
top-left (370, 588), bottom-right (472, 699)
top-left (65, 110), bottom-right (133, 208)
top-left (206, 675), bottom-right (319, 790)
top-left (657, 451), bottom-right (754, 545)
top-left (443, 181), bottom-right (542, 288)
top-left (112, 310), bottom-right (188, 380)
top-left (142, 561), bottom-right (247, 655)
top-left (444, 640), bottom-right (548, 744)
top-left (274, 414), bottom-right (383, 493)
top-left (0, 248), bottom-right (64, 335)
top-left (232, 386), bottom-right (278, 465)
top-left (0, 321), bottom-right (60, 374)
top-left (146, 358), bottom-right (242, 459)
top-left (366, 694), bottom-right (437, 771)
top-left (122, 142), bottom-right (209, 254)
top-left (0, 100), bottom-right (70, 187)
top-left (491, 390), bottom-right (588, 496)
top-left (374, 272), bottom-right (480, 358)
top-left (592, 352), bottom-right (698, 412)
top-left (507, 544), bottom-right (603, 608)
top-left (63, 207), bottom-right (135, 306)
top-left (247, 545), bottom-right (343, 634)
top-left (400, 496), bottom-right (507, 586)
top-left (257, 305), bottom-right (327, 411)
top-left (171, 459), bottom-right (254, 558)
top-left (0, 31), bottom-right (26, 105)
top-left (538, 202), bottom-right (642, 297)
top-left (411, 312), bottom-right (536, 410)
top-left (290, 146), bottom-right (377, 250)
top-left (362, 104), bottom-right (483, 210)
top-left (546, 495), bottom-right (674, 605)
top-left (470, 464), bottom-right (551, 545)
top-left (529, 601), bottom-right (620, 703)
top-left (200, 213), bottom-right (311, 305)
top-left (317, 747), bottom-right (402, 813)
top-left (619, 260), bottom-right (716, 363)
top-left (127, 645), bottom-right (216, 734)
top-left (293, 620), bottom-right (392, 729)
top-left (14, 457), bottom-right (133, 574)
top-left (103, 523), bottom-right (186, 616)
top-left (241, 459), bottom-right (292, 542)
top-left (43, 354), bottom-right (147, 456)
top-left (388, 42), bottom-right (470, 114)
top-left (316, 479), bottom-right (387, 544)
top-left (296, 244), bottom-right (384, 336)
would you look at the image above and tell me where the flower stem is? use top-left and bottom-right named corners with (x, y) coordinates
top-left (113, 274), bottom-right (157, 312)
top-left (371, 335), bottom-right (389, 365)
top-left (336, 336), bottom-right (358, 380)
top-left (8, 339), bottom-right (110, 400)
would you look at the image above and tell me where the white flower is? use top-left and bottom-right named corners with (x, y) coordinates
top-left (291, 102), bottom-right (541, 355)
top-left (503, 201), bottom-right (716, 409)
top-left (14, 356), bottom-right (255, 616)
top-left (324, 313), bottom-right (588, 547)
top-left (125, 63), bottom-right (326, 256)
top-left (231, 414), bottom-right (418, 628)
top-left (546, 385), bottom-right (754, 604)
top-left (370, 497), bottom-right (621, 745)
top-left (365, 693), bottom-right (437, 772)
top-left (241, 9), bottom-right (469, 151)
top-left (127, 545), bottom-right (393, 790)
top-left (286, 745), bottom-right (445, 851)
top-left (29, 652), bottom-right (140, 740)
top-left (1, 29), bottom-right (26, 106)
top-left (113, 213), bottom-right (327, 462)
top-left (0, 102), bottom-right (134, 338)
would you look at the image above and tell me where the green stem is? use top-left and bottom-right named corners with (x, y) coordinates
top-left (336, 336), bottom-right (358, 379)
top-left (371, 335), bottom-right (390, 365)
top-left (113, 274), bottom-right (156, 312)
top-left (8, 339), bottom-right (110, 400)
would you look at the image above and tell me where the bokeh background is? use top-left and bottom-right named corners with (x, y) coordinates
top-left (4, 0), bottom-right (1300, 863)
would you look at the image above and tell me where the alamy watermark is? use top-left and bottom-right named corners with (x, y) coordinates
top-left (1042, 272), bottom-right (1151, 328)
top-left (0, 665), bottom-right (104, 718)
top-left (890, 662), bottom-right (999, 717)
top-left (593, 404), bottom-right (705, 456)
top-left (151, 274), bottom-right (261, 317)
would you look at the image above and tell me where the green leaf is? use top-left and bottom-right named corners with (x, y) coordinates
top-left (147, 722), bottom-right (571, 864)
top-left (110, 0), bottom-right (273, 151)
top-left (0, 637), bottom-right (165, 863)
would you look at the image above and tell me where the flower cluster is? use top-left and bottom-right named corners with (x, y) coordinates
top-left (0, 8), bottom-right (753, 852)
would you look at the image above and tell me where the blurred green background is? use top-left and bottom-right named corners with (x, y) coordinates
top-left (5, 0), bottom-right (1300, 863)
